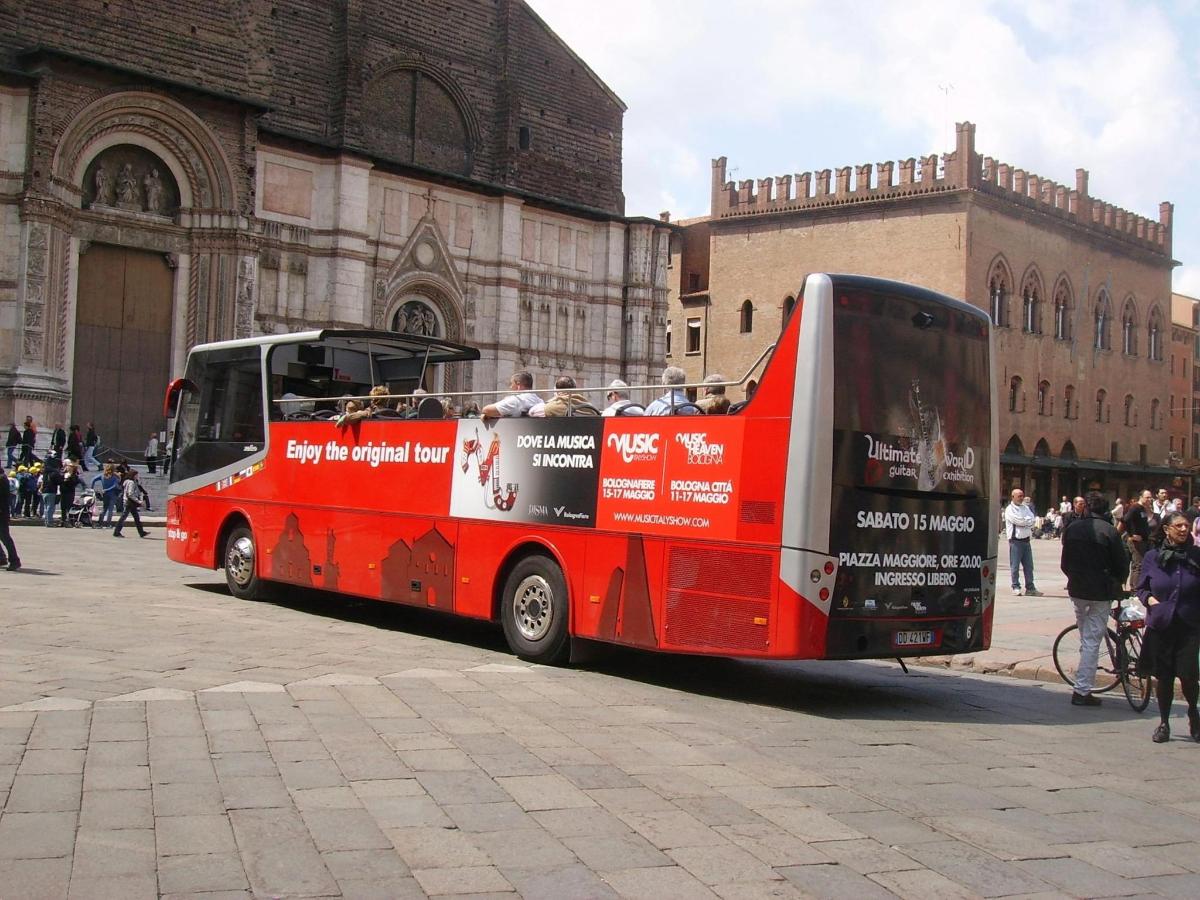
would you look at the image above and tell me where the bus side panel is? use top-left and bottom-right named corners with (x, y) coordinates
top-left (658, 539), bottom-right (778, 657)
top-left (166, 495), bottom-right (226, 569)
top-left (245, 503), bottom-right (462, 612)
top-left (734, 416), bottom-right (790, 546)
top-left (576, 533), bottom-right (666, 650)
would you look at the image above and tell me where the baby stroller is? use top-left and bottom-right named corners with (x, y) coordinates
top-left (66, 492), bottom-right (95, 528)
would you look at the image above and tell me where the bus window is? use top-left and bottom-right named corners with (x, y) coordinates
top-left (171, 347), bottom-right (265, 483)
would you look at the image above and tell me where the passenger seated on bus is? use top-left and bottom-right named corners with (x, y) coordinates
top-left (645, 366), bottom-right (698, 415)
top-left (403, 388), bottom-right (428, 419)
top-left (696, 374), bottom-right (730, 414)
top-left (602, 380), bottom-right (642, 416)
top-left (461, 401), bottom-right (481, 418)
top-left (543, 376), bottom-right (598, 417)
top-left (336, 386), bottom-right (389, 426)
top-left (482, 371), bottom-right (541, 418)
top-left (280, 392), bottom-right (315, 418)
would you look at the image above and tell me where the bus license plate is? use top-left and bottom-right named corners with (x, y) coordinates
top-left (894, 630), bottom-right (935, 647)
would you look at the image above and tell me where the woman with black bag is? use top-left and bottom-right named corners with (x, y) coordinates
top-left (1135, 510), bottom-right (1200, 743)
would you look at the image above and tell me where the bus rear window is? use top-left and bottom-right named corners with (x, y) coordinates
top-left (831, 288), bottom-right (990, 497)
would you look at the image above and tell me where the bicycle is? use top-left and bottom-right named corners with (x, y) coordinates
top-left (1052, 598), bottom-right (1152, 712)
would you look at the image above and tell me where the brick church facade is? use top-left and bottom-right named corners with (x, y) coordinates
top-left (0, 0), bottom-right (670, 453)
top-left (666, 122), bottom-right (1187, 506)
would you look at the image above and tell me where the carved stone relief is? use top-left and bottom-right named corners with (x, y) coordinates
top-left (83, 145), bottom-right (180, 216)
top-left (390, 298), bottom-right (439, 337)
top-left (234, 257), bottom-right (257, 339)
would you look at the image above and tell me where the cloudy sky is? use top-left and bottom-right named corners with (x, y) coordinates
top-left (529, 0), bottom-right (1200, 296)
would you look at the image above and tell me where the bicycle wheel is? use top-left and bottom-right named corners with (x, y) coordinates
top-left (1120, 630), bottom-right (1152, 712)
top-left (1052, 625), bottom-right (1121, 693)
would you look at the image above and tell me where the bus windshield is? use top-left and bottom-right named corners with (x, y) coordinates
top-left (829, 283), bottom-right (992, 622)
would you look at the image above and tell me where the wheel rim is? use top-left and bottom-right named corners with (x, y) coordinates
top-left (226, 535), bottom-right (255, 588)
top-left (512, 574), bottom-right (554, 642)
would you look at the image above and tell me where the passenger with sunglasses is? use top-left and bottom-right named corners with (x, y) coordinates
top-left (1136, 510), bottom-right (1200, 743)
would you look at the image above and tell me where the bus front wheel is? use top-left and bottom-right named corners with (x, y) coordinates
top-left (224, 525), bottom-right (265, 601)
top-left (501, 555), bottom-right (570, 665)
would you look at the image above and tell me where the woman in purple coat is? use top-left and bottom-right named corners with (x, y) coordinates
top-left (1136, 510), bottom-right (1200, 743)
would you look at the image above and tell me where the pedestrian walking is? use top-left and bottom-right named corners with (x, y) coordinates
top-left (66, 424), bottom-right (85, 470)
top-left (91, 463), bottom-right (121, 528)
top-left (1135, 510), bottom-right (1200, 744)
top-left (39, 458), bottom-right (62, 527)
top-left (0, 467), bottom-right (20, 571)
top-left (83, 422), bottom-right (99, 470)
top-left (112, 469), bottom-right (149, 538)
top-left (57, 461), bottom-right (79, 527)
top-left (1123, 490), bottom-right (1155, 589)
top-left (50, 423), bottom-right (66, 459)
top-left (19, 416), bottom-right (37, 465)
top-left (145, 432), bottom-right (160, 474)
top-left (5, 422), bottom-right (19, 468)
top-left (1060, 491), bottom-right (1128, 707)
top-left (1004, 488), bottom-right (1042, 596)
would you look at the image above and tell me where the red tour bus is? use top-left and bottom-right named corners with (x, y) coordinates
top-left (164, 273), bottom-right (998, 665)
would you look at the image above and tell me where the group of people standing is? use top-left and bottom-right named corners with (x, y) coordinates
top-left (1009, 485), bottom-right (1200, 744)
top-left (6, 417), bottom-right (100, 470)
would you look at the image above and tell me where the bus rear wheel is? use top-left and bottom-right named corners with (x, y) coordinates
top-left (224, 525), bottom-right (265, 601)
top-left (501, 555), bottom-right (569, 665)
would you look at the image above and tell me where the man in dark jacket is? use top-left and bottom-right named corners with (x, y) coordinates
top-left (0, 467), bottom-right (19, 570)
top-left (1061, 491), bottom-right (1130, 706)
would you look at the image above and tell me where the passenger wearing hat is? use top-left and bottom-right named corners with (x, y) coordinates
top-left (602, 379), bottom-right (642, 417)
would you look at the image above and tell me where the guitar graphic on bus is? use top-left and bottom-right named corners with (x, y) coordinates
top-left (460, 428), bottom-right (519, 511)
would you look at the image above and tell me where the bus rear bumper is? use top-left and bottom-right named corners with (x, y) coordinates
top-left (823, 615), bottom-right (986, 659)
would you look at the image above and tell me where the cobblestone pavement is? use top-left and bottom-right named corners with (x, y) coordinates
top-left (2, 527), bottom-right (1199, 899)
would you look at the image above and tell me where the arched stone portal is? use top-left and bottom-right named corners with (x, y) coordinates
top-left (45, 90), bottom-right (243, 454)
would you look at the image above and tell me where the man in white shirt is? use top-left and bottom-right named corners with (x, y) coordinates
top-left (645, 366), bottom-right (698, 416)
top-left (482, 371), bottom-right (541, 418)
top-left (1153, 488), bottom-right (1172, 518)
top-left (1004, 488), bottom-right (1041, 596)
top-left (601, 379), bottom-right (642, 417)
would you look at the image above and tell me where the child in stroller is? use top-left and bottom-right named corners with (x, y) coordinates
top-left (66, 492), bottom-right (95, 528)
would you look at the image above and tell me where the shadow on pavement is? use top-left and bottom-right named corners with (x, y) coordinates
top-left (184, 580), bottom-right (1153, 728)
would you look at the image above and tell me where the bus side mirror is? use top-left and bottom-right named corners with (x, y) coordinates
top-left (164, 378), bottom-right (196, 418)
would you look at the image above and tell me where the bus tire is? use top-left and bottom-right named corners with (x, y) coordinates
top-left (223, 525), bottom-right (266, 601)
top-left (501, 555), bottom-right (570, 665)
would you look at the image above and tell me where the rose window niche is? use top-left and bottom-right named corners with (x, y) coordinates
top-left (83, 145), bottom-right (180, 217)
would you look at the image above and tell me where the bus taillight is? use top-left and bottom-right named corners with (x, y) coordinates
top-left (823, 561), bottom-right (835, 575)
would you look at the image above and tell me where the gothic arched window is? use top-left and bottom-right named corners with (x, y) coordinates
top-left (1151, 398), bottom-right (1161, 430)
top-left (1124, 394), bottom-right (1136, 427)
top-left (1038, 380), bottom-right (1051, 415)
top-left (1121, 298), bottom-right (1138, 356)
top-left (1148, 306), bottom-right (1164, 361)
top-left (1009, 375), bottom-right (1022, 413)
top-left (1096, 388), bottom-right (1107, 423)
top-left (1053, 278), bottom-right (1072, 341)
top-left (1094, 289), bottom-right (1112, 351)
top-left (1021, 269), bottom-right (1043, 335)
top-left (1063, 384), bottom-right (1075, 419)
top-left (988, 259), bottom-right (1012, 327)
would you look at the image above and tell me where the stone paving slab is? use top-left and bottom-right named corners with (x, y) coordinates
top-left (1, 526), bottom-right (1199, 897)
